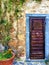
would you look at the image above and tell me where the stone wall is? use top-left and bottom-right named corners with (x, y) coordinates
top-left (1, 0), bottom-right (49, 61)
top-left (10, 0), bottom-right (49, 59)
top-left (16, 0), bottom-right (49, 58)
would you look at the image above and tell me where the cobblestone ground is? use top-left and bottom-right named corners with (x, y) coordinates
top-left (13, 61), bottom-right (46, 65)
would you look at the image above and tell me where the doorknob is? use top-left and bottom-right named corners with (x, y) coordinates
top-left (36, 32), bottom-right (40, 37)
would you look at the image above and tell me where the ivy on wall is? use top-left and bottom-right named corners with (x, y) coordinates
top-left (0, 0), bottom-right (25, 46)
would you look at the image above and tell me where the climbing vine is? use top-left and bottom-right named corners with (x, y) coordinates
top-left (0, 0), bottom-right (25, 46)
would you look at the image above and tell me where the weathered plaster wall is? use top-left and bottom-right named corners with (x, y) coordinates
top-left (12, 0), bottom-right (49, 59)
top-left (2, 0), bottom-right (49, 61)
top-left (17, 0), bottom-right (49, 57)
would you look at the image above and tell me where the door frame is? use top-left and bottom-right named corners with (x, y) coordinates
top-left (26, 14), bottom-right (49, 62)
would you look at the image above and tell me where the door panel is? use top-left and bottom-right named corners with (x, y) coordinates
top-left (30, 17), bottom-right (45, 59)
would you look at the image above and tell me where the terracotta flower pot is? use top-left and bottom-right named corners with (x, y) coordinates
top-left (0, 52), bottom-right (15, 65)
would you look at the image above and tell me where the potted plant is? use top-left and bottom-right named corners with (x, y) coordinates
top-left (0, 18), bottom-right (15, 65)
top-left (0, 49), bottom-right (15, 65)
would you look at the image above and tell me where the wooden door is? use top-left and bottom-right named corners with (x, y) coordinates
top-left (30, 17), bottom-right (45, 59)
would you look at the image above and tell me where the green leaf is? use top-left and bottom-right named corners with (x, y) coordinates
top-left (20, 0), bottom-right (25, 6)
top-left (6, 1), bottom-right (12, 12)
top-left (4, 35), bottom-right (11, 42)
top-left (4, 53), bottom-right (12, 58)
top-left (0, 19), bottom-right (7, 25)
